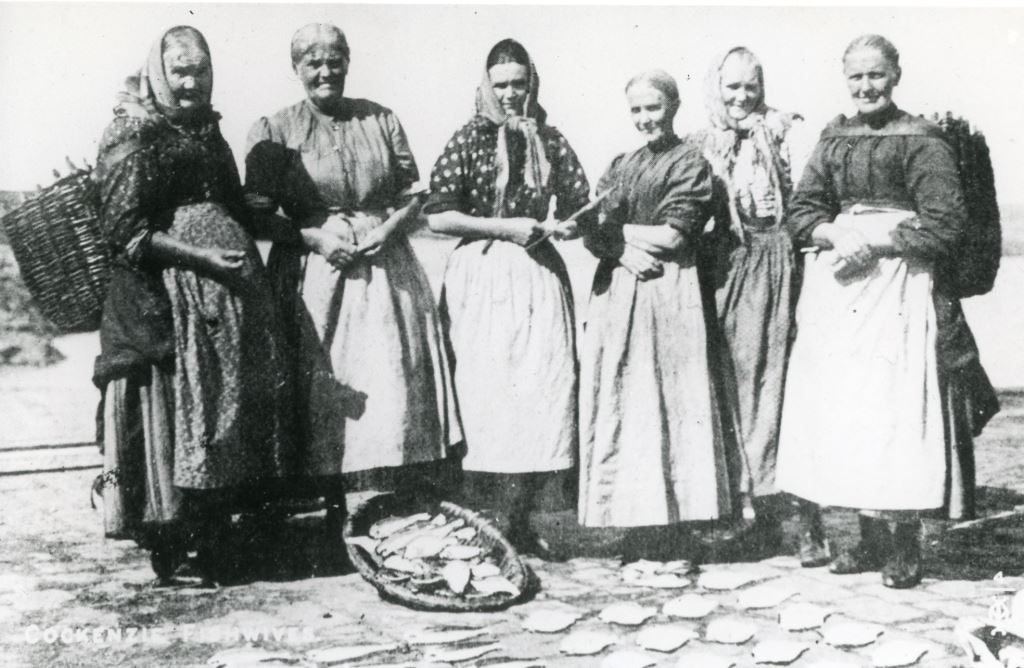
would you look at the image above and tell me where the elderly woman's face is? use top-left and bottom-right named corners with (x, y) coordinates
top-left (844, 47), bottom-right (899, 117)
top-left (719, 53), bottom-right (762, 121)
top-left (628, 83), bottom-right (674, 144)
top-left (295, 43), bottom-right (348, 110)
top-left (488, 62), bottom-right (529, 116)
top-left (163, 41), bottom-right (212, 109)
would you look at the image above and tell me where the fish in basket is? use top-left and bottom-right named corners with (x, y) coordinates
top-left (342, 493), bottom-right (536, 612)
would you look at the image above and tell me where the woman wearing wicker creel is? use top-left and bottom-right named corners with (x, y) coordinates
top-left (423, 38), bottom-right (588, 560)
top-left (693, 47), bottom-right (827, 566)
top-left (577, 71), bottom-right (733, 563)
top-left (93, 25), bottom-right (293, 582)
top-left (243, 23), bottom-right (462, 549)
top-left (775, 34), bottom-right (999, 588)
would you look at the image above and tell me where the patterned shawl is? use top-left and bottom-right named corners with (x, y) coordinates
top-left (474, 52), bottom-right (552, 218)
top-left (702, 46), bottom-right (796, 236)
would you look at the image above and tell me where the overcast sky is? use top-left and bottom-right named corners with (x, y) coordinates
top-left (1, 3), bottom-right (1022, 204)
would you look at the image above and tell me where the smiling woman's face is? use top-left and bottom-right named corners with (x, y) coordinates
top-left (843, 46), bottom-right (900, 117)
top-left (295, 41), bottom-right (349, 111)
top-left (488, 62), bottom-right (529, 117)
top-left (163, 41), bottom-right (212, 109)
top-left (627, 83), bottom-right (675, 144)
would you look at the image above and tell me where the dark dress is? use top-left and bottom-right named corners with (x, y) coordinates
top-left (776, 106), bottom-right (998, 519)
top-left (578, 136), bottom-right (734, 527)
top-left (94, 109), bottom-right (291, 541)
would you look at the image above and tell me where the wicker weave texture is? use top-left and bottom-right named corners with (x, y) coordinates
top-left (1, 170), bottom-right (109, 333)
top-left (344, 494), bottom-right (533, 612)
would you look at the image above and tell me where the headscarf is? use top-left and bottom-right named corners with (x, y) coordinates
top-left (474, 49), bottom-right (551, 218)
top-left (702, 46), bottom-right (796, 236)
top-left (114, 26), bottom-right (214, 126)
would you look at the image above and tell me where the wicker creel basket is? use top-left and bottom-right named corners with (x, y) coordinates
top-left (343, 493), bottom-right (535, 612)
top-left (1, 169), bottom-right (110, 333)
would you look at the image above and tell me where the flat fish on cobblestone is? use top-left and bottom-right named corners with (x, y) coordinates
top-left (821, 622), bottom-right (884, 648)
top-left (635, 624), bottom-right (698, 652)
top-left (673, 653), bottom-right (737, 668)
top-left (599, 602), bottom-right (658, 626)
top-left (752, 640), bottom-right (810, 665)
top-left (307, 643), bottom-right (399, 664)
top-left (704, 618), bottom-right (757, 645)
top-left (600, 650), bottom-right (658, 668)
top-left (406, 627), bottom-right (489, 645)
top-left (697, 570), bottom-right (769, 591)
top-left (778, 603), bottom-right (831, 631)
top-left (522, 609), bottom-right (581, 633)
top-left (663, 594), bottom-right (719, 619)
top-left (870, 640), bottom-right (931, 667)
top-left (737, 585), bottom-right (797, 609)
top-left (559, 630), bottom-right (618, 655)
top-left (634, 574), bottom-right (691, 589)
top-left (470, 660), bottom-right (546, 667)
top-left (206, 648), bottom-right (296, 667)
top-left (425, 642), bottom-right (502, 662)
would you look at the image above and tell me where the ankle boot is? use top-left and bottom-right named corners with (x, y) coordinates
top-left (829, 515), bottom-right (892, 574)
top-left (883, 520), bottom-right (922, 589)
top-left (750, 496), bottom-right (785, 556)
top-left (796, 501), bottom-right (830, 568)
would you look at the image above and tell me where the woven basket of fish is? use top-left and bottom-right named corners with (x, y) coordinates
top-left (343, 493), bottom-right (534, 612)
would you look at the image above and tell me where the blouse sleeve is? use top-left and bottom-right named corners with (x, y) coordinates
top-left (890, 136), bottom-right (967, 261)
top-left (383, 110), bottom-right (419, 198)
top-left (785, 138), bottom-right (840, 247)
top-left (95, 119), bottom-right (160, 267)
top-left (244, 116), bottom-right (324, 224)
top-left (656, 150), bottom-right (714, 238)
top-left (423, 126), bottom-right (471, 215)
top-left (783, 117), bottom-right (815, 189)
top-left (583, 154), bottom-right (626, 259)
top-left (548, 130), bottom-right (591, 220)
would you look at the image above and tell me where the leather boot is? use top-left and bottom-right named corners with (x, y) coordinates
top-left (882, 520), bottom-right (923, 589)
top-left (796, 501), bottom-right (831, 568)
top-left (829, 515), bottom-right (892, 574)
top-left (749, 495), bottom-right (785, 557)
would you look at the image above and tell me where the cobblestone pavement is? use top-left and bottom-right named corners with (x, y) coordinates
top-left (1, 392), bottom-right (1023, 668)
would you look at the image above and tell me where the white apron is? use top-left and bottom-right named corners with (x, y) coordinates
top-left (776, 208), bottom-right (945, 510)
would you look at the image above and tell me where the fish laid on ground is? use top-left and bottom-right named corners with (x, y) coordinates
top-left (599, 602), bottom-right (657, 626)
top-left (471, 563), bottom-right (501, 579)
top-left (471, 660), bottom-right (546, 668)
top-left (206, 648), bottom-right (295, 667)
top-left (440, 544), bottom-right (483, 560)
top-left (870, 640), bottom-right (930, 667)
top-left (306, 643), bottom-right (400, 664)
top-left (470, 576), bottom-right (520, 597)
top-left (697, 570), bottom-right (769, 591)
top-left (751, 640), bottom-right (810, 665)
top-left (663, 594), bottom-right (719, 619)
top-left (521, 610), bottom-right (580, 633)
top-left (778, 603), bottom-right (831, 631)
top-left (633, 574), bottom-right (690, 589)
top-left (424, 642), bottom-right (503, 663)
top-left (820, 622), bottom-right (884, 648)
top-left (657, 560), bottom-right (694, 575)
top-left (369, 512), bottom-right (433, 539)
top-left (673, 653), bottom-right (737, 668)
top-left (559, 630), bottom-right (618, 655)
top-left (441, 561), bottom-right (472, 595)
top-left (405, 627), bottom-right (490, 645)
top-left (600, 650), bottom-right (657, 668)
top-left (737, 585), bottom-right (798, 609)
top-left (635, 624), bottom-right (698, 652)
top-left (704, 618), bottom-right (757, 645)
